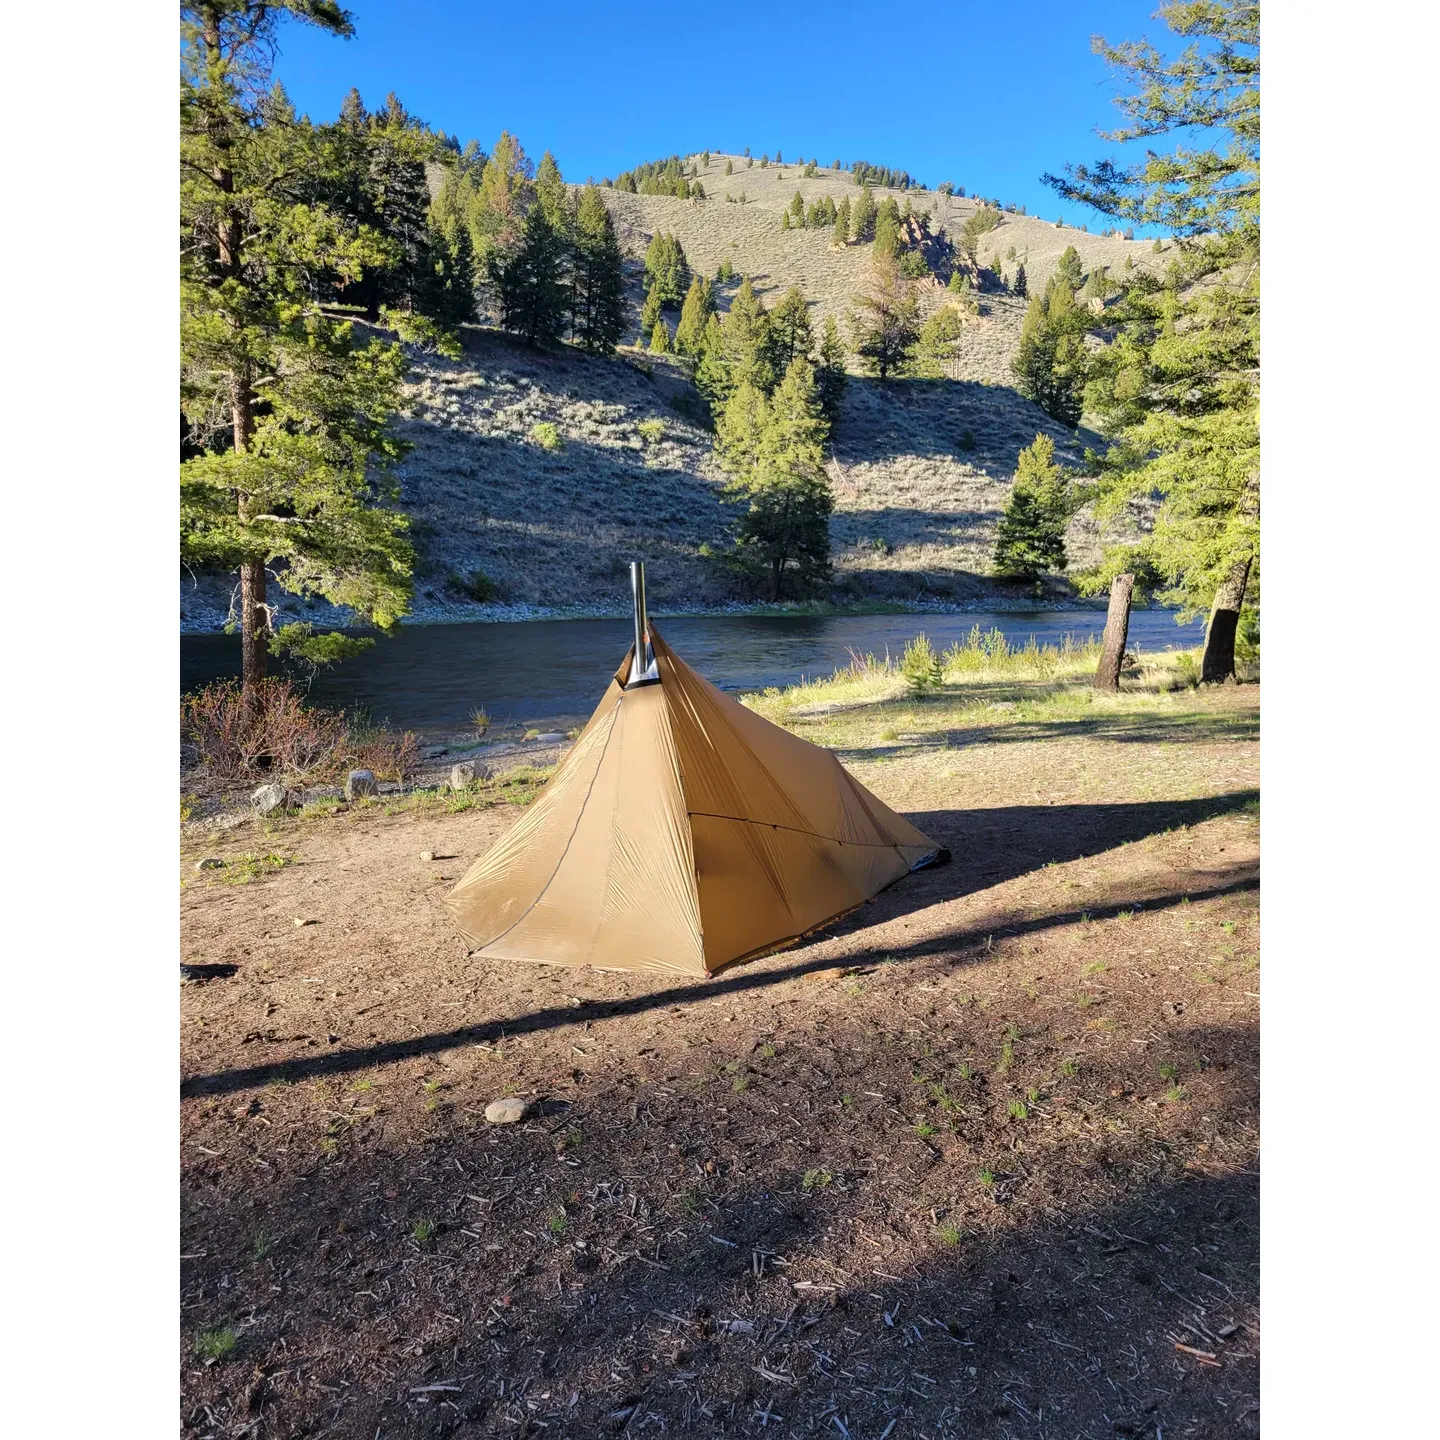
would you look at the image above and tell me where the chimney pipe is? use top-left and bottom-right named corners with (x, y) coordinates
top-left (628, 562), bottom-right (658, 685)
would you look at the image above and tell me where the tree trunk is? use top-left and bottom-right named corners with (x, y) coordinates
top-left (239, 558), bottom-right (267, 693)
top-left (1201, 553), bottom-right (1252, 684)
top-left (1093, 572), bottom-right (1134, 692)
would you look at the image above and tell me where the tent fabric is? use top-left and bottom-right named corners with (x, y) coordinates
top-left (447, 625), bottom-right (945, 976)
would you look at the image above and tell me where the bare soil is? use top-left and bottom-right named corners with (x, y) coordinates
top-left (180, 682), bottom-right (1258, 1439)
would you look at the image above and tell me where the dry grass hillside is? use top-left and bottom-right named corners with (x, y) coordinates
top-left (180, 154), bottom-right (1164, 632)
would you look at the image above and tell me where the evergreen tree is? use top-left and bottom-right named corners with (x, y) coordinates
top-left (725, 158), bottom-right (734, 175)
top-left (873, 199), bottom-right (901, 260)
top-left (834, 196), bottom-right (851, 245)
top-left (1054, 244), bottom-right (1084, 292)
top-left (815, 315), bottom-right (848, 425)
top-left (769, 286), bottom-right (813, 370)
top-left (913, 305), bottom-right (966, 378)
top-left (639, 286), bottom-right (663, 338)
top-left (1044, 0), bottom-right (1258, 678)
top-left (674, 275), bottom-right (716, 356)
top-left (781, 210), bottom-right (791, 230)
top-left (650, 318), bottom-right (671, 353)
top-left (180, 0), bottom-right (413, 694)
top-left (643, 231), bottom-right (690, 308)
top-left (695, 275), bottom-right (775, 404)
top-left (473, 130), bottom-right (534, 277)
top-left (850, 254), bottom-right (920, 379)
top-left (1012, 277), bottom-right (1086, 427)
top-left (789, 190), bottom-right (805, 226)
top-left (852, 184), bottom-right (877, 242)
top-left (716, 361), bottom-right (833, 598)
top-left (534, 149), bottom-right (571, 237)
top-left (993, 434), bottom-right (1073, 579)
top-left (569, 184), bottom-right (627, 353)
top-left (1014, 262), bottom-right (1028, 297)
top-left (497, 203), bottom-right (568, 345)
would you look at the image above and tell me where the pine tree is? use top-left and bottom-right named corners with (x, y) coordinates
top-left (180, 0), bottom-right (413, 693)
top-left (716, 361), bottom-right (833, 598)
top-left (815, 315), bottom-right (848, 425)
top-left (789, 190), bottom-right (805, 226)
top-left (914, 305), bottom-right (966, 378)
top-left (850, 254), bottom-right (920, 379)
top-left (852, 184), bottom-right (877, 242)
top-left (473, 130), bottom-right (534, 277)
top-left (695, 276), bottom-right (775, 405)
top-left (873, 198), bottom-right (901, 260)
top-left (781, 210), bottom-right (791, 230)
top-left (1013, 262), bottom-right (1028, 298)
top-left (497, 203), bottom-right (567, 345)
top-left (1045, 0), bottom-right (1258, 679)
top-left (639, 286), bottom-right (663, 339)
top-left (643, 231), bottom-right (690, 308)
top-left (650, 318), bottom-right (671, 353)
top-left (725, 158), bottom-right (734, 175)
top-left (769, 286), bottom-right (813, 370)
top-left (534, 149), bottom-right (571, 237)
top-left (674, 275), bottom-right (716, 356)
top-left (993, 434), bottom-right (1073, 579)
top-left (569, 184), bottom-right (627, 353)
top-left (1054, 244), bottom-right (1084, 292)
top-left (1012, 278), bottom-right (1086, 427)
top-left (834, 196), bottom-right (851, 245)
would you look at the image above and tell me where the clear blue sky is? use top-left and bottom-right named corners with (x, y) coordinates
top-left (270, 0), bottom-right (1178, 226)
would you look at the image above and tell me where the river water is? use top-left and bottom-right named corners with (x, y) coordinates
top-left (180, 610), bottom-right (1204, 732)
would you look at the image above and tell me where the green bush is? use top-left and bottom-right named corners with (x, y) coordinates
top-left (530, 421), bottom-right (563, 451)
top-left (449, 569), bottom-right (496, 603)
top-left (901, 634), bottom-right (944, 695)
top-left (636, 418), bottom-right (665, 445)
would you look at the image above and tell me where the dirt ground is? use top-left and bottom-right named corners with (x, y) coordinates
top-left (180, 680), bottom-right (1259, 1440)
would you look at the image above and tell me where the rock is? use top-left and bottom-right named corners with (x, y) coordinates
top-left (534, 732), bottom-right (566, 744)
top-left (483, 1097), bottom-right (528, 1125)
top-left (293, 917), bottom-right (316, 928)
top-left (251, 782), bottom-right (293, 816)
top-left (452, 760), bottom-right (493, 789)
top-left (194, 857), bottom-right (225, 872)
top-left (420, 744), bottom-right (449, 759)
top-left (420, 850), bottom-right (435, 862)
top-left (345, 769), bottom-right (377, 800)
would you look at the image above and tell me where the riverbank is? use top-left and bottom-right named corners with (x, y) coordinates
top-left (179, 587), bottom-right (1128, 635)
top-left (180, 652), bottom-right (1259, 1439)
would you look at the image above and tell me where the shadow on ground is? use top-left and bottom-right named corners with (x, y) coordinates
top-left (182, 791), bottom-right (1257, 1099)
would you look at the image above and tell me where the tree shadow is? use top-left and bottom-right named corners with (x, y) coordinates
top-left (181, 792), bottom-right (1257, 1099)
top-left (182, 1023), bottom-right (1259, 1439)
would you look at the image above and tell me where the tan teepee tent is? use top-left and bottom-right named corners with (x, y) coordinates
top-left (448, 568), bottom-right (946, 976)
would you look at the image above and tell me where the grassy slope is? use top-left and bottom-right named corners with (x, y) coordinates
top-left (179, 155), bottom-right (1164, 631)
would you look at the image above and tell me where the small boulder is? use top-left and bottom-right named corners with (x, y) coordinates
top-left (345, 769), bottom-right (377, 800)
top-left (534, 732), bottom-right (566, 744)
top-left (483, 1097), bottom-right (528, 1125)
top-left (450, 760), bottom-right (493, 790)
top-left (251, 783), bottom-right (292, 816)
top-left (419, 850), bottom-right (435, 863)
top-left (194, 857), bottom-right (225, 872)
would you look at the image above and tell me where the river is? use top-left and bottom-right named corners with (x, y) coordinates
top-left (180, 610), bottom-right (1204, 732)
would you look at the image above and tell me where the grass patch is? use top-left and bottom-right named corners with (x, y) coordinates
top-left (195, 1326), bottom-right (238, 1361)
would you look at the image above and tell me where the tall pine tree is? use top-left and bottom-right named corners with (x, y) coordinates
top-left (180, 0), bottom-right (413, 693)
top-left (569, 184), bottom-right (627, 353)
top-left (992, 434), bottom-right (1073, 580)
top-left (497, 203), bottom-right (567, 345)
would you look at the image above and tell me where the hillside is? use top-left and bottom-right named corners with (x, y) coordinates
top-left (180, 154), bottom-right (1163, 632)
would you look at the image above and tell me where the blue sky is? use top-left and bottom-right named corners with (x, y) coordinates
top-left (269, 0), bottom-right (1179, 226)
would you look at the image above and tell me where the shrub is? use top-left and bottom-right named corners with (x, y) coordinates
top-left (181, 679), bottom-right (418, 787)
top-left (901, 634), bottom-right (944, 695)
top-left (636, 418), bottom-right (665, 445)
top-left (530, 421), bottom-right (563, 451)
top-left (449, 569), bottom-right (496, 603)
